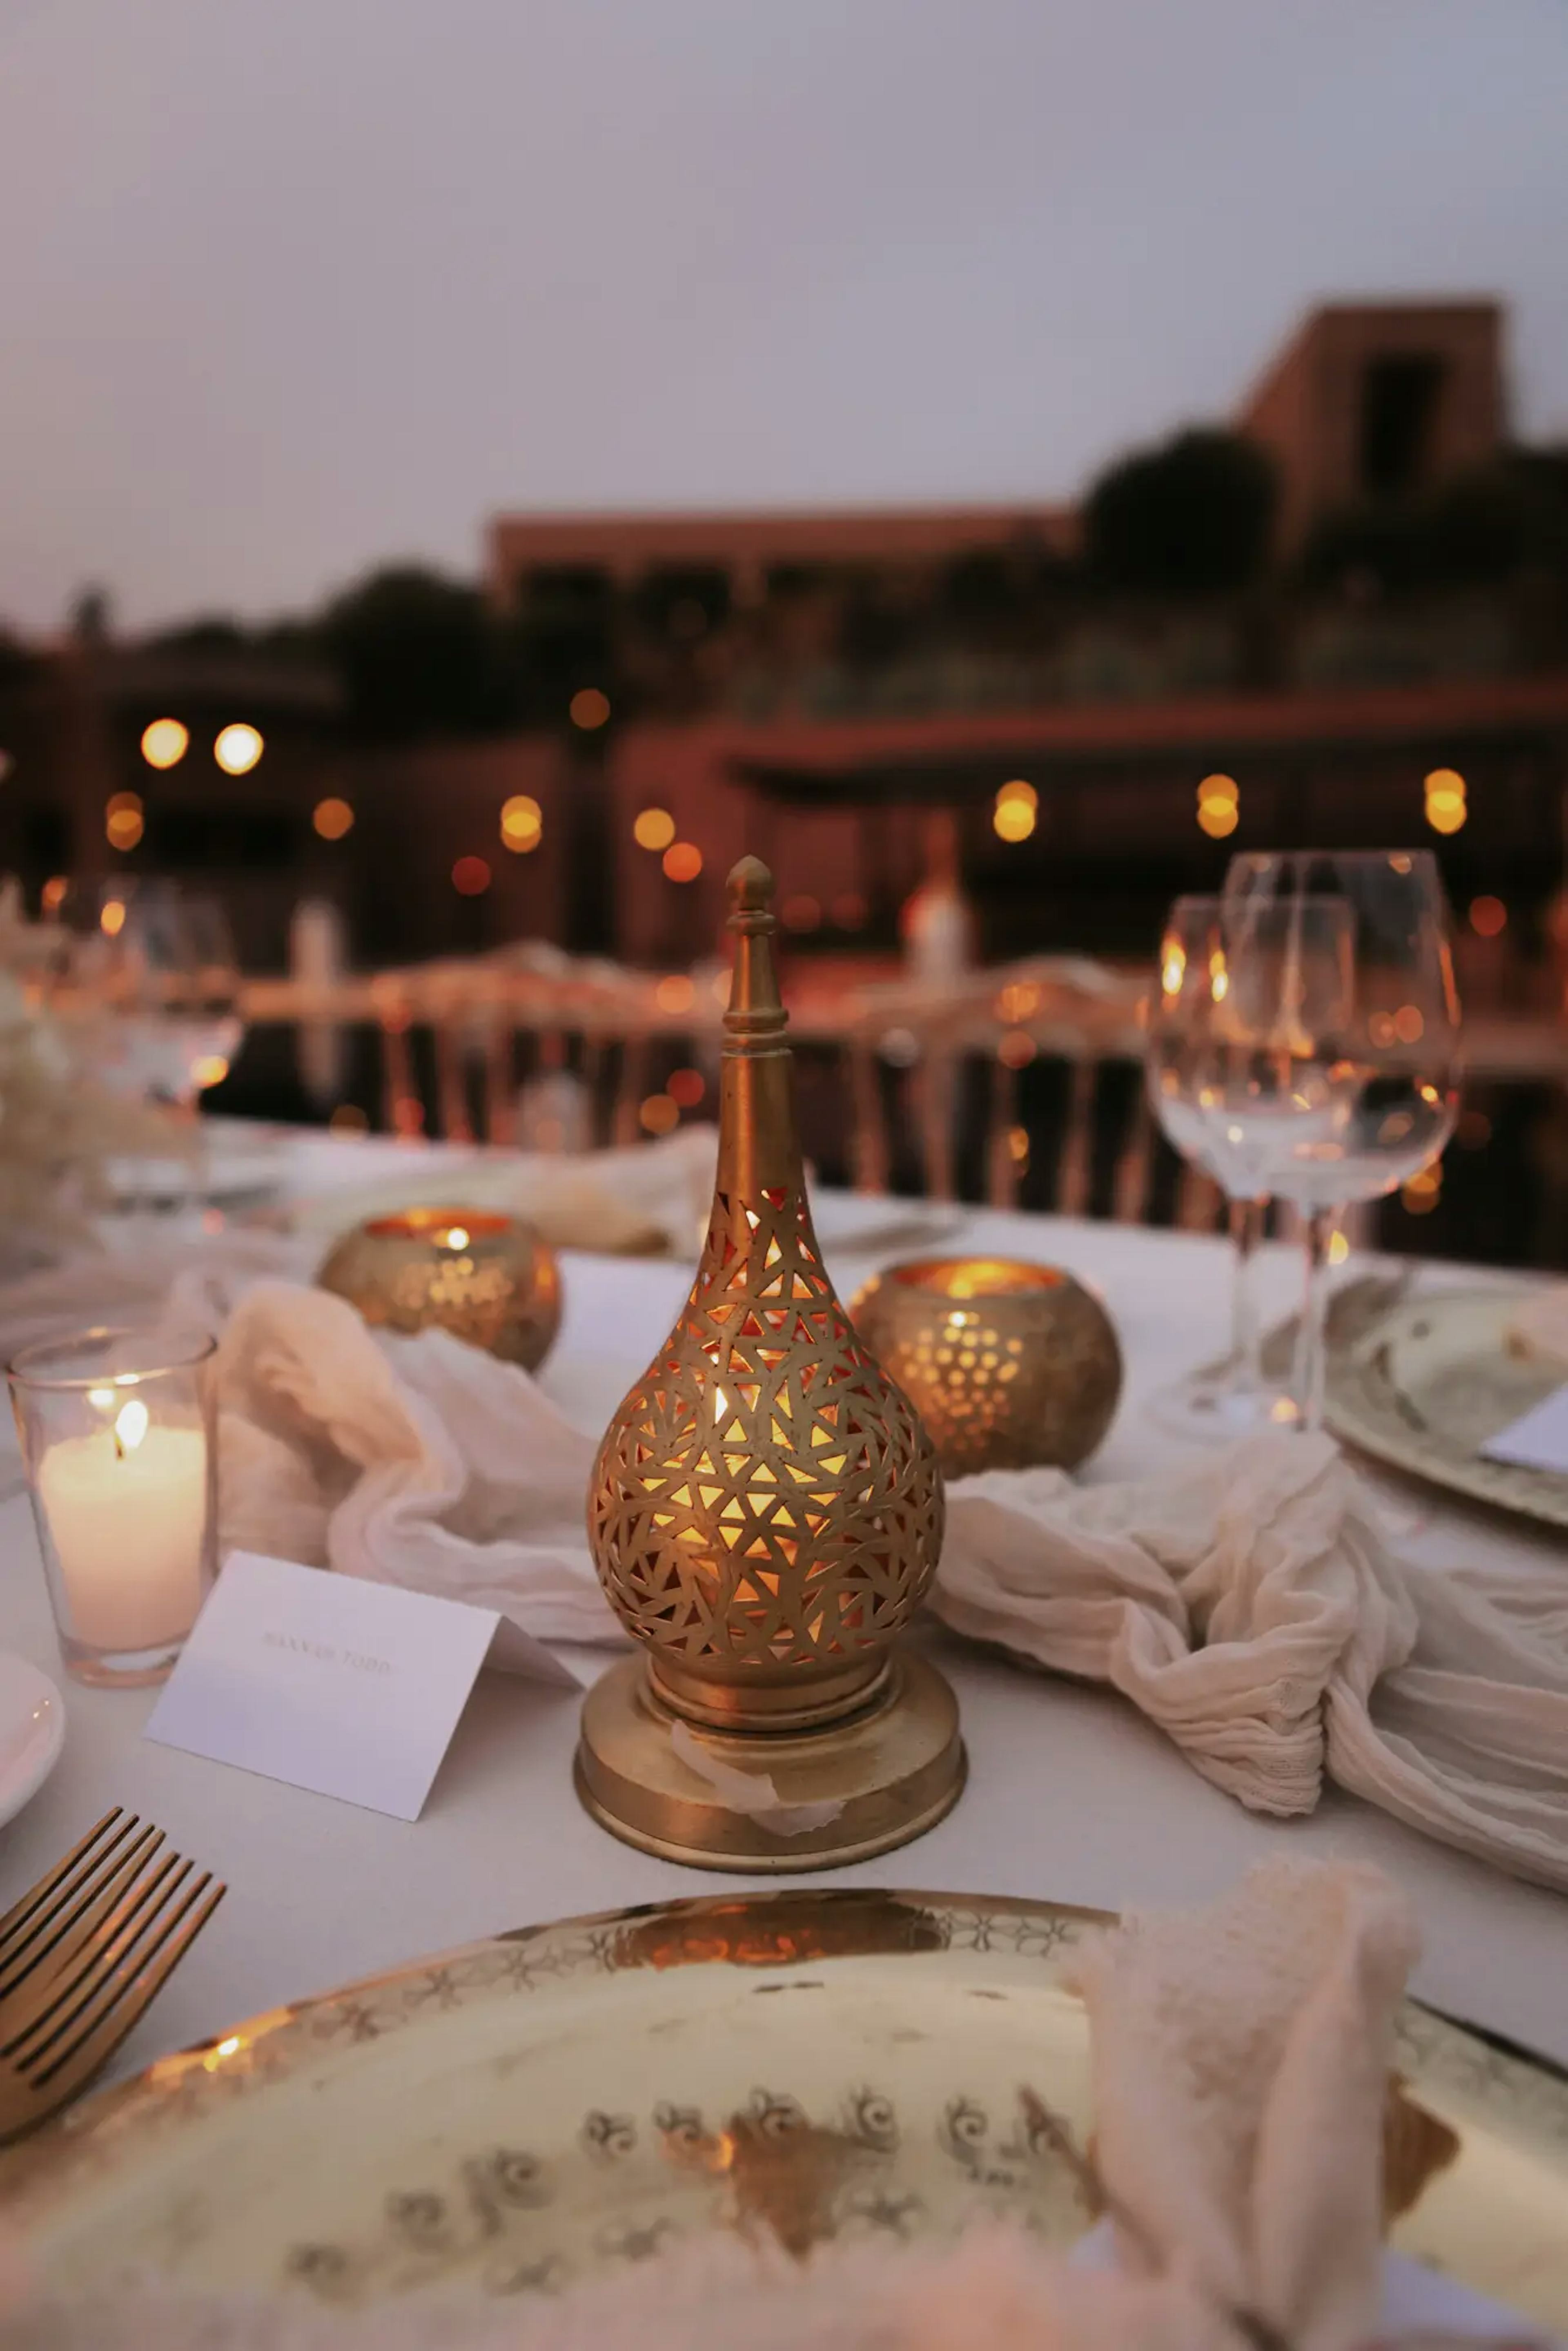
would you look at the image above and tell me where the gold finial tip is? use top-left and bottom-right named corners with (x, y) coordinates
top-left (727, 856), bottom-right (775, 912)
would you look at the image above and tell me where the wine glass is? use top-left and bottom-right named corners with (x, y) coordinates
top-left (1221, 850), bottom-right (1461, 1430)
top-left (1143, 895), bottom-right (1274, 1439)
top-left (40, 878), bottom-right (245, 1211)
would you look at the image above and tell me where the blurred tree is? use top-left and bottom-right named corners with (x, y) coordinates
top-left (1085, 430), bottom-right (1277, 595)
top-left (505, 564), bottom-right (616, 726)
top-left (1301, 449), bottom-right (1568, 598)
top-left (145, 616), bottom-right (249, 655)
top-left (323, 567), bottom-right (511, 742)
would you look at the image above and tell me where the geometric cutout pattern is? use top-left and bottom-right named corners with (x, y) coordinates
top-left (589, 1184), bottom-right (944, 1669)
top-left (850, 1267), bottom-right (1121, 1477)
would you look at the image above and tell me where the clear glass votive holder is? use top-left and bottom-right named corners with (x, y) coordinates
top-left (7, 1325), bottom-right (217, 1687)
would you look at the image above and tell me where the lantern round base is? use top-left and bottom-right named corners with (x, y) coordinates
top-left (574, 1650), bottom-right (965, 1873)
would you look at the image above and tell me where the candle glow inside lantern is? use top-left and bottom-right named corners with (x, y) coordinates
top-left (578, 857), bottom-right (964, 1869)
top-left (8, 1325), bottom-right (217, 1685)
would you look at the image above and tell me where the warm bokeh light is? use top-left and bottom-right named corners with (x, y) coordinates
top-left (329, 1103), bottom-right (370, 1137)
top-left (313, 796), bottom-right (354, 841)
top-left (639, 1092), bottom-right (679, 1135)
top-left (1402, 1163), bottom-right (1442, 1216)
top-left (1327, 1229), bottom-right (1351, 1266)
top-left (569, 687), bottom-right (611, 730)
top-left (105, 789), bottom-right (144, 851)
top-left (100, 898), bottom-right (126, 937)
top-left (995, 981), bottom-right (1040, 1022)
top-left (997, 1028), bottom-right (1036, 1069)
top-left (667, 1067), bottom-right (706, 1110)
top-left (633, 806), bottom-right (676, 852)
top-left (1007, 1125), bottom-right (1029, 1165)
top-left (655, 973), bottom-right (695, 1014)
top-left (451, 854), bottom-right (492, 895)
top-left (998, 778), bottom-right (1037, 809)
top-left (214, 722), bottom-right (263, 775)
top-left (1469, 894), bottom-right (1507, 937)
top-left (1392, 1004), bottom-right (1425, 1045)
top-left (1196, 797), bottom-right (1239, 839)
top-left (40, 876), bottom-right (67, 914)
top-left (1423, 768), bottom-right (1466, 835)
top-left (662, 840), bottom-right (703, 882)
top-left (1198, 772), bottom-right (1238, 805)
top-left (140, 718), bottom-right (189, 769)
top-left (191, 1054), bottom-right (230, 1090)
top-left (1160, 940), bottom-right (1187, 996)
top-left (499, 794), bottom-right (543, 852)
top-left (993, 793), bottom-right (1036, 843)
top-left (782, 893), bottom-right (822, 930)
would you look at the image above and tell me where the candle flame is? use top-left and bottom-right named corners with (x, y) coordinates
top-left (113, 1399), bottom-right (149, 1458)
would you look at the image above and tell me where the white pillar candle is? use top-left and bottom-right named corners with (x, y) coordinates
top-left (37, 1409), bottom-right (209, 1654)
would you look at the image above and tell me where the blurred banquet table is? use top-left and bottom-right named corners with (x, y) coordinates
top-left (0, 1123), bottom-right (1563, 2098)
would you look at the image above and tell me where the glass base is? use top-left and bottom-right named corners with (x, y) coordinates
top-left (1144, 1373), bottom-right (1287, 1445)
top-left (59, 1633), bottom-right (182, 1688)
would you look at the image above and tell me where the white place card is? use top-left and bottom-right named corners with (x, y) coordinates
top-left (147, 1552), bottom-right (506, 1819)
top-left (1481, 1382), bottom-right (1568, 1477)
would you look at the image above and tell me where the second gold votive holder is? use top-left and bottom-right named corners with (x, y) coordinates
top-left (850, 1257), bottom-right (1122, 1477)
top-left (317, 1207), bottom-right (561, 1371)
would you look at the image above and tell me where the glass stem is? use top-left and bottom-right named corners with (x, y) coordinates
top-left (1227, 1194), bottom-right (1267, 1397)
top-left (1294, 1206), bottom-right (1342, 1435)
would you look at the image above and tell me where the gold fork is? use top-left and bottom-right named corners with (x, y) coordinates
top-left (0, 1809), bottom-right (225, 2142)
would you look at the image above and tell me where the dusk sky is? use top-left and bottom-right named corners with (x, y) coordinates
top-left (2, 0), bottom-right (1565, 633)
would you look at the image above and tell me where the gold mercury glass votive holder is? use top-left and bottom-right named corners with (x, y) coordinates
top-left (317, 1207), bottom-right (562, 1371)
top-left (7, 1325), bottom-right (218, 1687)
top-left (849, 1258), bottom-right (1122, 1477)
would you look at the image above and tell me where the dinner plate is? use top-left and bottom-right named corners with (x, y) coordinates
top-left (0, 1888), bottom-right (1563, 2329)
top-left (0, 1652), bottom-right (65, 1831)
top-left (1326, 1286), bottom-right (1568, 1530)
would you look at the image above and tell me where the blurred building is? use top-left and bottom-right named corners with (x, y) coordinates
top-left (1241, 301), bottom-right (1504, 548)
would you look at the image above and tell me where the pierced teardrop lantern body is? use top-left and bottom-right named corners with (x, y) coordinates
top-left (577, 857), bottom-right (964, 1869)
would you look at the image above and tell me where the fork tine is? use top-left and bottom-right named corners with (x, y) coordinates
top-left (1, 1848), bottom-right (186, 2060)
top-left (0, 1811), bottom-right (134, 1968)
top-left (16, 1863), bottom-right (204, 2070)
top-left (0, 1824), bottom-right (165, 2004)
top-left (28, 1876), bottom-right (225, 2094)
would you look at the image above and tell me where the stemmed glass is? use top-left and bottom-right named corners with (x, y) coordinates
top-left (40, 878), bottom-right (245, 1212)
top-left (1143, 895), bottom-right (1273, 1439)
top-left (1220, 850), bottom-right (1461, 1430)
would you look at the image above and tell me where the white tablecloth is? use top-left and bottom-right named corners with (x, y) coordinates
top-left (0, 1136), bottom-right (1564, 2089)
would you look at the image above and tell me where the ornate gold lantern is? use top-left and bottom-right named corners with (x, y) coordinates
top-left (578, 858), bottom-right (963, 1870)
top-left (318, 1208), bottom-right (561, 1371)
top-left (850, 1257), bottom-right (1122, 1476)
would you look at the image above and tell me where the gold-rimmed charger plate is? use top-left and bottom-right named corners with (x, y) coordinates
top-left (1326, 1287), bottom-right (1568, 1530)
top-left (0, 1889), bottom-right (1564, 2329)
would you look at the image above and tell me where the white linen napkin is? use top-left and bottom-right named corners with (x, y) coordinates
top-left (208, 1281), bottom-right (620, 1663)
top-left (272, 1125), bottom-right (718, 1257)
top-left (932, 1431), bottom-right (1568, 1895)
top-left (1071, 1858), bottom-right (1417, 2351)
top-left (2, 1861), bottom-right (1539, 2350)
